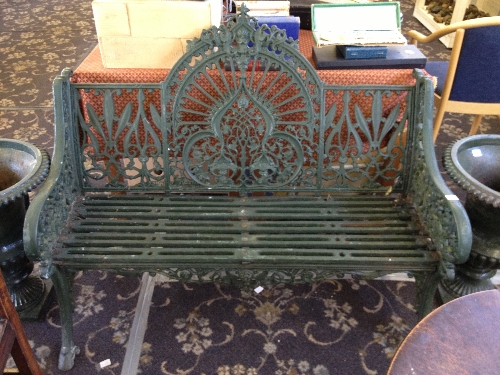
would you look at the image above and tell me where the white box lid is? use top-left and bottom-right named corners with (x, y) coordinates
top-left (312, 2), bottom-right (407, 46)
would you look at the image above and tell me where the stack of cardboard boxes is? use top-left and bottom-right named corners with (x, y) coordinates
top-left (92, 0), bottom-right (221, 68)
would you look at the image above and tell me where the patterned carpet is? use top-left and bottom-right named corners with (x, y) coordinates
top-left (1, 0), bottom-right (499, 374)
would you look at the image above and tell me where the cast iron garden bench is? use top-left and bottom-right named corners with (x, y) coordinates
top-left (24, 7), bottom-right (471, 371)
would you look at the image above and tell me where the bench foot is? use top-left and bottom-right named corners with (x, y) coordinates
top-left (51, 267), bottom-right (78, 371)
top-left (58, 345), bottom-right (80, 371)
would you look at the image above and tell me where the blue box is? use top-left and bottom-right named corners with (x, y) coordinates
top-left (255, 16), bottom-right (300, 40)
top-left (313, 44), bottom-right (427, 70)
top-left (338, 45), bottom-right (388, 59)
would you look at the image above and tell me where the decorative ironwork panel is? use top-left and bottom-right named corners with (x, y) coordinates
top-left (74, 85), bottom-right (165, 190)
top-left (322, 86), bottom-right (411, 191)
top-left (163, 6), bottom-right (322, 191)
top-left (157, 268), bottom-right (345, 289)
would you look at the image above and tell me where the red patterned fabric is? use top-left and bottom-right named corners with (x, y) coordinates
top-left (72, 30), bottom-right (417, 86)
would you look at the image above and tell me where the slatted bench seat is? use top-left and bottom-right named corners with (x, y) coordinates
top-left (24, 6), bottom-right (471, 371)
top-left (55, 194), bottom-right (435, 271)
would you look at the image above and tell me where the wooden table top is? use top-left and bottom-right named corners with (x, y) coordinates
top-left (387, 289), bottom-right (500, 375)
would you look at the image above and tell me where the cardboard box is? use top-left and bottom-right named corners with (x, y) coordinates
top-left (311, 2), bottom-right (407, 47)
top-left (92, 0), bottom-right (222, 68)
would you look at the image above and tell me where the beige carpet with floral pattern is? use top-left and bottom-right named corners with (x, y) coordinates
top-left (1, 0), bottom-right (499, 374)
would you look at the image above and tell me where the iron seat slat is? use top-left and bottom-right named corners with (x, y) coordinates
top-left (80, 203), bottom-right (405, 214)
top-left (52, 247), bottom-right (438, 269)
top-left (70, 225), bottom-right (418, 233)
top-left (61, 238), bottom-right (426, 249)
top-left (70, 220), bottom-right (419, 235)
top-left (79, 211), bottom-right (412, 221)
top-left (82, 196), bottom-right (401, 207)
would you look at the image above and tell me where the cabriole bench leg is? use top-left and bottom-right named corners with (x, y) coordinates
top-left (414, 270), bottom-right (443, 320)
top-left (51, 266), bottom-right (80, 371)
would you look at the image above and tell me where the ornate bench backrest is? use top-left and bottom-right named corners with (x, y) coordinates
top-left (67, 7), bottom-right (431, 194)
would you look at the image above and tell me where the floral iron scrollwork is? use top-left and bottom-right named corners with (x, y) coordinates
top-left (182, 82), bottom-right (303, 188)
top-left (77, 87), bottom-right (164, 189)
top-left (156, 268), bottom-right (344, 290)
top-left (165, 4), bottom-right (321, 191)
top-left (322, 88), bottom-right (409, 190)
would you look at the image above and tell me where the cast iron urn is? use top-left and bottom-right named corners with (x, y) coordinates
top-left (0, 139), bottom-right (49, 314)
top-left (440, 134), bottom-right (500, 301)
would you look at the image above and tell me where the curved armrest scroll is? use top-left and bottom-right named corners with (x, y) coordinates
top-left (409, 70), bottom-right (472, 264)
top-left (24, 69), bottom-right (78, 278)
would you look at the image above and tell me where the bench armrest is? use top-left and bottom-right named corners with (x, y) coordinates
top-left (24, 69), bottom-right (80, 279)
top-left (407, 71), bottom-right (472, 265)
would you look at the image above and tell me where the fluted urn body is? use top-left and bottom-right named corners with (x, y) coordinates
top-left (441, 135), bottom-right (500, 301)
top-left (0, 139), bottom-right (49, 313)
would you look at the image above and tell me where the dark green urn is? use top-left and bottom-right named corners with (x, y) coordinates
top-left (441, 134), bottom-right (500, 301)
top-left (0, 139), bottom-right (50, 314)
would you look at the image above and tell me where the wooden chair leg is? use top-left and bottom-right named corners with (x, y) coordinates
top-left (0, 270), bottom-right (43, 375)
top-left (0, 321), bottom-right (16, 370)
top-left (469, 114), bottom-right (483, 135)
top-left (433, 105), bottom-right (447, 142)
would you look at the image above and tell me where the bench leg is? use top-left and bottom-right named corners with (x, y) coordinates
top-left (52, 266), bottom-right (80, 371)
top-left (414, 270), bottom-right (443, 320)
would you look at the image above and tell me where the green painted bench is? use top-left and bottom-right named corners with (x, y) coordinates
top-left (24, 8), bottom-right (471, 371)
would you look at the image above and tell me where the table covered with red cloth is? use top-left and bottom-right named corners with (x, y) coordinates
top-left (72, 30), bottom-right (419, 87)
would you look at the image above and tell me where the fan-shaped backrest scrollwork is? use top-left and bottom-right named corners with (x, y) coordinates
top-left (163, 5), bottom-right (322, 191)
